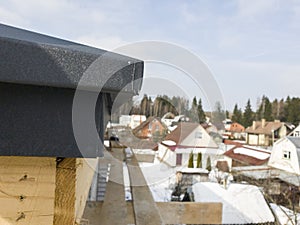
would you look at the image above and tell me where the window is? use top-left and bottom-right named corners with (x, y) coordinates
top-left (195, 131), bottom-right (202, 139)
top-left (176, 154), bottom-right (182, 166)
top-left (283, 150), bottom-right (291, 160)
top-left (294, 131), bottom-right (300, 137)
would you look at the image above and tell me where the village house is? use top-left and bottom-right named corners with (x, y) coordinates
top-left (245, 119), bottom-right (290, 146)
top-left (157, 122), bottom-right (221, 168)
top-left (268, 136), bottom-right (300, 175)
top-left (132, 116), bottom-right (167, 142)
top-left (119, 114), bottom-right (146, 128)
top-left (226, 122), bottom-right (245, 140)
top-left (288, 123), bottom-right (300, 137)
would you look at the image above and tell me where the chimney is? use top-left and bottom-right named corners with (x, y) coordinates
top-left (262, 118), bottom-right (266, 128)
top-left (252, 121), bottom-right (256, 130)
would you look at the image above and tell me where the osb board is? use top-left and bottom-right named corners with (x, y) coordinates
top-left (53, 158), bottom-right (76, 225)
top-left (157, 202), bottom-right (222, 224)
top-left (0, 156), bottom-right (56, 225)
top-left (75, 158), bottom-right (98, 224)
top-left (98, 149), bottom-right (127, 225)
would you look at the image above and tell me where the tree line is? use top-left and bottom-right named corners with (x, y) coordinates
top-left (113, 94), bottom-right (300, 127)
top-left (231, 95), bottom-right (300, 127)
top-left (128, 94), bottom-right (206, 123)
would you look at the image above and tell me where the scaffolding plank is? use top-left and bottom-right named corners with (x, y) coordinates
top-left (126, 153), bottom-right (163, 225)
top-left (98, 149), bottom-right (127, 225)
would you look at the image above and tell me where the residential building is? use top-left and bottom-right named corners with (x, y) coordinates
top-left (119, 114), bottom-right (146, 129)
top-left (288, 123), bottom-right (300, 137)
top-left (226, 122), bottom-right (245, 140)
top-left (245, 119), bottom-right (289, 146)
top-left (157, 122), bottom-right (221, 168)
top-left (132, 116), bottom-right (167, 142)
top-left (268, 136), bottom-right (300, 175)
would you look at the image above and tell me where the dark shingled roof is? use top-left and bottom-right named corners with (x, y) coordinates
top-left (0, 23), bottom-right (143, 93)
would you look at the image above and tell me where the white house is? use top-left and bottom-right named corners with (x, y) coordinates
top-left (156, 122), bottom-right (222, 168)
top-left (288, 124), bottom-right (300, 137)
top-left (119, 114), bottom-right (146, 129)
top-left (268, 136), bottom-right (300, 175)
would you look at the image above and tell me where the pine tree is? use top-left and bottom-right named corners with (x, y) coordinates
top-left (196, 152), bottom-right (202, 168)
top-left (243, 99), bottom-right (254, 127)
top-left (188, 151), bottom-right (194, 168)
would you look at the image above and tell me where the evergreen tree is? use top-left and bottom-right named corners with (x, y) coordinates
top-left (197, 99), bottom-right (206, 123)
top-left (196, 152), bottom-right (202, 168)
top-left (243, 99), bottom-right (254, 127)
top-left (189, 97), bottom-right (198, 122)
top-left (256, 95), bottom-right (273, 121)
top-left (232, 104), bottom-right (243, 124)
top-left (188, 151), bottom-right (194, 168)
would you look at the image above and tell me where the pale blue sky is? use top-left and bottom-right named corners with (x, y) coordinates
top-left (1, 0), bottom-right (300, 111)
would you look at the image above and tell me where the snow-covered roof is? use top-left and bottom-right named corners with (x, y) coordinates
top-left (177, 167), bottom-right (209, 174)
top-left (233, 147), bottom-right (270, 160)
top-left (224, 146), bottom-right (271, 166)
top-left (193, 182), bottom-right (275, 224)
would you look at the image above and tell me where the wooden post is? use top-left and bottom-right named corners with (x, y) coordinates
top-left (53, 158), bottom-right (76, 225)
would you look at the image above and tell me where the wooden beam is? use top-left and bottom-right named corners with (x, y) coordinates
top-left (82, 201), bottom-right (222, 225)
top-left (126, 153), bottom-right (164, 225)
top-left (75, 158), bottom-right (98, 224)
top-left (53, 158), bottom-right (76, 225)
top-left (98, 149), bottom-right (127, 225)
top-left (0, 156), bottom-right (56, 225)
top-left (157, 202), bottom-right (222, 224)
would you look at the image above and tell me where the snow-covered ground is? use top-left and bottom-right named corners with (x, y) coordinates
top-left (193, 182), bottom-right (275, 224)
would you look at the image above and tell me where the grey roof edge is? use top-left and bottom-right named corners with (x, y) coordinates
top-left (0, 23), bottom-right (144, 93)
